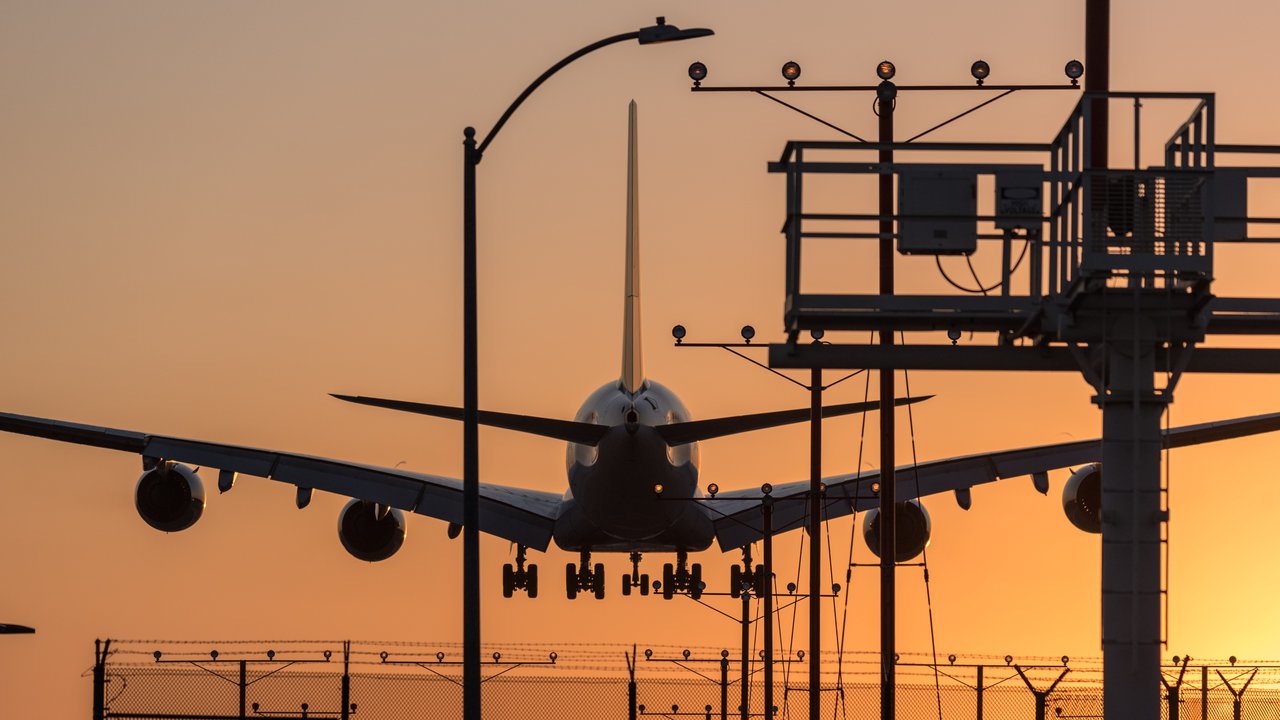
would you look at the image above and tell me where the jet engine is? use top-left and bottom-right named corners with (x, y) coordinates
top-left (337, 499), bottom-right (407, 562)
top-left (1062, 463), bottom-right (1102, 534)
top-left (862, 500), bottom-right (931, 562)
top-left (135, 462), bottom-right (205, 532)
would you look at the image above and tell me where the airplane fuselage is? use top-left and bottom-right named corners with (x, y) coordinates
top-left (552, 379), bottom-right (714, 553)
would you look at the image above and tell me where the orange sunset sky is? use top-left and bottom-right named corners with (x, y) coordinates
top-left (5, 1), bottom-right (1280, 716)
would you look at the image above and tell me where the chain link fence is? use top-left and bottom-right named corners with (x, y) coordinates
top-left (91, 640), bottom-right (1280, 719)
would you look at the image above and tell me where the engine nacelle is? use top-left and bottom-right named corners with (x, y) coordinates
top-left (337, 499), bottom-right (407, 562)
top-left (135, 462), bottom-right (205, 532)
top-left (862, 500), bottom-right (932, 562)
top-left (1063, 463), bottom-right (1102, 534)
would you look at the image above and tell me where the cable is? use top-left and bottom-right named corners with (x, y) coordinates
top-left (900, 332), bottom-right (944, 720)
top-left (934, 236), bottom-right (1030, 294)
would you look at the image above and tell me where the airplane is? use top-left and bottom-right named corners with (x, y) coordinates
top-left (1, 102), bottom-right (1279, 603)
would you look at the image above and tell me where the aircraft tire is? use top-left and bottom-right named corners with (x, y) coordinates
top-left (566, 563), bottom-right (578, 600)
top-left (754, 564), bottom-right (767, 598)
top-left (592, 564), bottom-right (606, 599)
top-left (639, 574), bottom-right (650, 596)
top-left (502, 564), bottom-right (514, 599)
top-left (690, 563), bottom-right (703, 598)
top-left (622, 573), bottom-right (632, 596)
top-left (662, 564), bottom-right (675, 600)
top-left (730, 565), bottom-right (742, 598)
top-left (527, 564), bottom-right (538, 599)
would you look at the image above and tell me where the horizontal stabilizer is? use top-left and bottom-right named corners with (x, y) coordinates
top-left (330, 394), bottom-right (610, 446)
top-left (655, 395), bottom-right (933, 446)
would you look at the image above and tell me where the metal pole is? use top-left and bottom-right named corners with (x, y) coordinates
top-left (877, 80), bottom-right (897, 720)
top-left (462, 126), bottom-right (482, 720)
top-left (763, 497), bottom-right (775, 720)
top-left (1098, 335), bottom-right (1163, 720)
top-left (976, 665), bottom-right (984, 720)
top-left (239, 660), bottom-right (248, 719)
top-left (1085, 0), bottom-right (1110, 171)
top-left (809, 367), bottom-right (822, 720)
top-left (1201, 665), bottom-right (1208, 720)
top-left (341, 642), bottom-right (351, 720)
top-left (742, 572), bottom-right (751, 720)
top-left (92, 640), bottom-right (107, 720)
top-left (628, 647), bottom-right (638, 720)
top-left (721, 655), bottom-right (730, 720)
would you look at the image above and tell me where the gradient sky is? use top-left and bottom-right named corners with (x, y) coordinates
top-left (5, 1), bottom-right (1280, 716)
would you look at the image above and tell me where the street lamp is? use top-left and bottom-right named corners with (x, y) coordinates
top-left (459, 17), bottom-right (712, 720)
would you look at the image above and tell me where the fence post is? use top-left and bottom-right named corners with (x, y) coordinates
top-left (341, 641), bottom-right (351, 720)
top-left (92, 639), bottom-right (109, 720)
top-left (239, 660), bottom-right (247, 718)
top-left (720, 655), bottom-right (729, 720)
top-left (627, 646), bottom-right (637, 720)
top-left (1201, 666), bottom-right (1207, 720)
top-left (975, 664), bottom-right (983, 720)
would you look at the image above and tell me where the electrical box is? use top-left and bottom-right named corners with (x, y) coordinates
top-left (995, 170), bottom-right (1044, 230)
top-left (898, 169), bottom-right (977, 255)
top-left (1212, 168), bottom-right (1248, 241)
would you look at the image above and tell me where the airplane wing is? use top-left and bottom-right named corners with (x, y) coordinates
top-left (0, 411), bottom-right (561, 551)
top-left (707, 410), bottom-right (1280, 551)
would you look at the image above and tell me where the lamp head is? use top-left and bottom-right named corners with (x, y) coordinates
top-left (671, 324), bottom-right (687, 343)
top-left (970, 60), bottom-right (990, 85)
top-left (876, 60), bottom-right (896, 80)
top-left (1064, 59), bottom-right (1084, 85)
top-left (638, 17), bottom-right (715, 45)
top-left (781, 61), bottom-right (801, 86)
top-left (688, 62), bottom-right (708, 86)
top-left (740, 325), bottom-right (756, 343)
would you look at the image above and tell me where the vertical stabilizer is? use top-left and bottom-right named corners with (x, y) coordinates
top-left (621, 100), bottom-right (644, 394)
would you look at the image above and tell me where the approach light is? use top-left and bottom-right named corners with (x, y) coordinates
top-left (871, 481), bottom-right (881, 493)
top-left (1172, 656), bottom-right (1181, 665)
top-left (1061, 655), bottom-right (1069, 666)
top-left (948, 654), bottom-right (957, 664)
top-left (653, 483), bottom-right (664, 495)
top-left (1004, 655), bottom-right (1013, 665)
top-left (721, 649), bottom-right (730, 658)
top-left (210, 650), bottom-right (219, 661)
top-left (1064, 59), bottom-right (1084, 84)
top-left (672, 324), bottom-right (687, 343)
top-left (788, 583), bottom-right (797, 593)
top-left (761, 482), bottom-right (773, 495)
top-left (688, 62), bottom-right (708, 85)
top-left (707, 483), bottom-right (719, 497)
top-left (810, 329), bottom-right (825, 341)
top-left (947, 328), bottom-right (962, 344)
top-left (492, 652), bottom-right (502, 662)
top-left (970, 60), bottom-right (990, 85)
top-left (781, 61), bottom-right (802, 86)
top-left (877, 60), bottom-right (896, 80)
top-left (740, 325), bottom-right (756, 343)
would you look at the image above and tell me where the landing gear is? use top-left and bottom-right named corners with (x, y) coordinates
top-left (501, 545), bottom-right (538, 598)
top-left (566, 551), bottom-right (605, 600)
top-left (729, 562), bottom-right (767, 599)
top-left (659, 551), bottom-right (703, 600)
top-left (621, 552), bottom-right (650, 597)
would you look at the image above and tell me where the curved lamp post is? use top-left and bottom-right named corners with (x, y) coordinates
top-left (459, 17), bottom-right (712, 720)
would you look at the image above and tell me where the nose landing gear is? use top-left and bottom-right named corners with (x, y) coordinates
top-left (621, 552), bottom-right (650, 596)
top-left (566, 551), bottom-right (606, 600)
top-left (659, 551), bottom-right (703, 600)
top-left (501, 545), bottom-right (539, 598)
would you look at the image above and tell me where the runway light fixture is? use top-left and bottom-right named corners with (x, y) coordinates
top-left (1064, 59), bottom-right (1084, 85)
top-left (877, 60), bottom-right (896, 80)
top-left (688, 61), bottom-right (708, 86)
top-left (672, 324), bottom-right (687, 344)
top-left (781, 60), bottom-right (802, 86)
top-left (970, 60), bottom-right (990, 85)
top-left (653, 483), bottom-right (664, 495)
top-left (740, 325), bottom-right (756, 343)
top-left (810, 328), bottom-right (825, 341)
top-left (706, 482), bottom-right (719, 497)
top-left (1004, 655), bottom-right (1013, 665)
top-left (761, 482), bottom-right (773, 495)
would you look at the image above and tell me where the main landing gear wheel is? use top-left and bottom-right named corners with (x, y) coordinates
top-left (565, 551), bottom-right (606, 600)
top-left (621, 552), bottom-right (650, 597)
top-left (660, 551), bottom-right (703, 600)
top-left (729, 563), bottom-right (766, 599)
top-left (501, 545), bottom-right (538, 598)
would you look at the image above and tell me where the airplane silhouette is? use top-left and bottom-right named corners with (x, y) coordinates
top-left (0, 102), bottom-right (1277, 601)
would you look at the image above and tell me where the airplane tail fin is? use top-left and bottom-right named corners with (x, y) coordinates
top-left (621, 100), bottom-right (644, 395)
